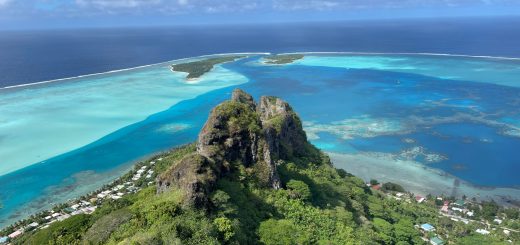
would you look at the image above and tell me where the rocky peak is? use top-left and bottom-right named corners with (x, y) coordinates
top-left (231, 88), bottom-right (256, 110)
top-left (158, 89), bottom-right (312, 207)
top-left (258, 96), bottom-right (293, 122)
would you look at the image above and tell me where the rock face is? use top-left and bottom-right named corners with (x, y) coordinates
top-left (157, 89), bottom-right (312, 207)
top-left (157, 153), bottom-right (218, 208)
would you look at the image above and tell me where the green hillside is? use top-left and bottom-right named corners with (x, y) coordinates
top-left (8, 90), bottom-right (518, 245)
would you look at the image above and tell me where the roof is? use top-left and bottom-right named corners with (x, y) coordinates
top-left (476, 229), bottom-right (490, 235)
top-left (8, 230), bottom-right (22, 238)
top-left (454, 200), bottom-right (465, 206)
top-left (0, 237), bottom-right (8, 243)
top-left (430, 236), bottom-right (444, 245)
top-left (421, 223), bottom-right (435, 231)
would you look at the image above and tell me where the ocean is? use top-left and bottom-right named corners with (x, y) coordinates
top-left (2, 17), bottom-right (520, 87)
top-left (1, 17), bottom-right (520, 228)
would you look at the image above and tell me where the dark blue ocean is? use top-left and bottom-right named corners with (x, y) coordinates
top-left (2, 17), bottom-right (520, 87)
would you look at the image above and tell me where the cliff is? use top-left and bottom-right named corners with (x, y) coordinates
top-left (157, 89), bottom-right (315, 207)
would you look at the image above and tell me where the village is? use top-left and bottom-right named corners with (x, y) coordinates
top-left (1, 159), bottom-right (518, 244)
top-left (369, 181), bottom-right (519, 245)
top-left (0, 157), bottom-right (162, 245)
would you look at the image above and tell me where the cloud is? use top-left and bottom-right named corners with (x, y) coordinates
top-left (75, 0), bottom-right (162, 9)
top-left (272, 0), bottom-right (519, 11)
top-left (0, 0), bottom-right (11, 8)
top-left (73, 0), bottom-right (264, 14)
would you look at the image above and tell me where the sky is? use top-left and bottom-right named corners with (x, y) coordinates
top-left (0, 0), bottom-right (519, 30)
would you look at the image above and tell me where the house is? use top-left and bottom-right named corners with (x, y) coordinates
top-left (476, 229), bottom-right (490, 235)
top-left (371, 185), bottom-right (381, 191)
top-left (466, 211), bottom-right (474, 217)
top-left (441, 205), bottom-right (449, 213)
top-left (57, 214), bottom-right (71, 221)
top-left (430, 236), bottom-right (444, 245)
top-left (494, 218), bottom-right (503, 224)
top-left (416, 196), bottom-right (426, 203)
top-left (454, 199), bottom-right (465, 206)
top-left (8, 229), bottom-right (23, 239)
top-left (111, 195), bottom-right (122, 200)
top-left (420, 223), bottom-right (435, 232)
top-left (451, 207), bottom-right (463, 212)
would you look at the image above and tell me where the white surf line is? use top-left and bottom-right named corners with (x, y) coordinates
top-left (6, 50), bottom-right (514, 90)
top-left (0, 52), bottom-right (271, 91)
top-left (278, 51), bottom-right (520, 61)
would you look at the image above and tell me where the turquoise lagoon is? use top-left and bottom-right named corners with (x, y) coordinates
top-left (1, 53), bottom-right (520, 227)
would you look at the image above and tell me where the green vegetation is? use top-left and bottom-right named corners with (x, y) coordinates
top-left (381, 182), bottom-right (405, 193)
top-left (7, 91), bottom-right (519, 244)
top-left (264, 54), bottom-right (304, 64)
top-left (171, 56), bottom-right (244, 79)
top-left (16, 214), bottom-right (91, 244)
top-left (215, 101), bottom-right (261, 134)
top-left (13, 143), bottom-right (518, 244)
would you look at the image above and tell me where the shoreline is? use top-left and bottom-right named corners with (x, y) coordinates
top-left (0, 52), bottom-right (270, 91)
top-left (3, 146), bottom-right (519, 233)
top-left (3, 51), bottom-right (519, 91)
top-left (0, 145), bottom-right (180, 230)
top-left (278, 51), bottom-right (520, 61)
top-left (328, 151), bottom-right (520, 207)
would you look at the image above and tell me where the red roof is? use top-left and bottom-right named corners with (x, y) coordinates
top-left (371, 185), bottom-right (381, 190)
top-left (415, 196), bottom-right (424, 201)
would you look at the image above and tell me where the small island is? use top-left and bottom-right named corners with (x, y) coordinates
top-left (171, 56), bottom-right (244, 79)
top-left (263, 54), bottom-right (304, 64)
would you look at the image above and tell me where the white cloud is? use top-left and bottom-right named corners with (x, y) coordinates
top-left (74, 0), bottom-right (263, 14)
top-left (272, 0), bottom-right (517, 11)
top-left (0, 0), bottom-right (11, 8)
top-left (76, 0), bottom-right (162, 9)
